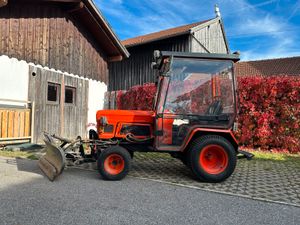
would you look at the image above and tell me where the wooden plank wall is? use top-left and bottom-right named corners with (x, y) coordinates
top-left (192, 20), bottom-right (228, 54)
top-left (0, 2), bottom-right (108, 83)
top-left (63, 75), bottom-right (89, 139)
top-left (108, 35), bottom-right (189, 91)
top-left (0, 109), bottom-right (31, 139)
top-left (28, 66), bottom-right (89, 143)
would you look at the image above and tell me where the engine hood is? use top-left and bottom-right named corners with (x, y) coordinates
top-left (96, 110), bottom-right (155, 124)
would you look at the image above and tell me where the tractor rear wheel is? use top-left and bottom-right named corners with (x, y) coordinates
top-left (98, 146), bottom-right (131, 181)
top-left (188, 135), bottom-right (236, 182)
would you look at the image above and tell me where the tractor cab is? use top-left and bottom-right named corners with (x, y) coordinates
top-left (152, 51), bottom-right (240, 150)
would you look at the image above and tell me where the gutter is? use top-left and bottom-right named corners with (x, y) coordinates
top-left (124, 31), bottom-right (191, 48)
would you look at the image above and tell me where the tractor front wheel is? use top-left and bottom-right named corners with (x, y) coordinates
top-left (188, 135), bottom-right (236, 182)
top-left (98, 146), bottom-right (131, 181)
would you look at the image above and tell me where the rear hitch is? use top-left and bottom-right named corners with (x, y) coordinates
top-left (237, 149), bottom-right (254, 160)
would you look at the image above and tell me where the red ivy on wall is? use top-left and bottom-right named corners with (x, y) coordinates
top-left (115, 76), bottom-right (300, 153)
top-left (116, 83), bottom-right (156, 110)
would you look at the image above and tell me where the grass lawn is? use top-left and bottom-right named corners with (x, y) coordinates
top-left (0, 150), bottom-right (39, 160)
top-left (250, 150), bottom-right (300, 163)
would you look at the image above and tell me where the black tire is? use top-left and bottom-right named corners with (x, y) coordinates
top-left (188, 135), bottom-right (237, 182)
top-left (97, 146), bottom-right (131, 181)
top-left (178, 153), bottom-right (190, 167)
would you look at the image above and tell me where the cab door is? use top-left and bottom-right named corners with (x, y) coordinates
top-left (154, 75), bottom-right (187, 151)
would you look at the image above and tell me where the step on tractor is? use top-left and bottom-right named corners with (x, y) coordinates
top-left (38, 51), bottom-right (254, 182)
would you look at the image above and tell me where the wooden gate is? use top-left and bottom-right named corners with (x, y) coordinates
top-left (0, 99), bottom-right (34, 144)
top-left (28, 66), bottom-right (89, 143)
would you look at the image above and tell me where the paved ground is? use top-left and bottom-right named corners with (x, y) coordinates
top-left (0, 156), bottom-right (300, 225)
top-left (79, 152), bottom-right (300, 207)
top-left (135, 153), bottom-right (300, 206)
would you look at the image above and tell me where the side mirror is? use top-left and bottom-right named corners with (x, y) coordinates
top-left (151, 62), bottom-right (158, 69)
top-left (152, 50), bottom-right (161, 70)
top-left (153, 50), bottom-right (161, 60)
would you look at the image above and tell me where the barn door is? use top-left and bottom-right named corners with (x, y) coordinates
top-left (28, 66), bottom-right (89, 143)
top-left (62, 75), bottom-right (89, 139)
top-left (28, 67), bottom-right (62, 143)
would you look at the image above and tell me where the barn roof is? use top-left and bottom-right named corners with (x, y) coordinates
top-left (4, 0), bottom-right (129, 61)
top-left (235, 56), bottom-right (300, 77)
top-left (122, 18), bottom-right (215, 47)
top-left (81, 0), bottom-right (130, 60)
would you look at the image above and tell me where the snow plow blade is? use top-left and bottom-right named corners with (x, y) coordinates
top-left (38, 139), bottom-right (65, 181)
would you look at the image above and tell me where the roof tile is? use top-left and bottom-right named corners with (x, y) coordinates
top-left (235, 57), bottom-right (300, 77)
top-left (122, 19), bottom-right (213, 47)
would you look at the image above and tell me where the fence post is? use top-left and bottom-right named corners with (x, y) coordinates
top-left (30, 101), bottom-right (35, 143)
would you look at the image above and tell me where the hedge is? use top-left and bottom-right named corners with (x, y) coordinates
top-left (237, 76), bottom-right (300, 153)
top-left (116, 76), bottom-right (300, 153)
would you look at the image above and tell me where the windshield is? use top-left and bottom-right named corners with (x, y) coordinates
top-left (163, 57), bottom-right (236, 126)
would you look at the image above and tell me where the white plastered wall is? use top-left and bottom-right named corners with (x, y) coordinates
top-left (0, 54), bottom-right (108, 132)
top-left (87, 80), bottom-right (107, 131)
top-left (0, 55), bottom-right (29, 106)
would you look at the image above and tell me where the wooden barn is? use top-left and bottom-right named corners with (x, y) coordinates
top-left (0, 0), bottom-right (129, 143)
top-left (109, 7), bottom-right (230, 91)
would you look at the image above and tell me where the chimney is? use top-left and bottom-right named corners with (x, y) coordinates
top-left (215, 4), bottom-right (221, 18)
top-left (0, 0), bottom-right (8, 8)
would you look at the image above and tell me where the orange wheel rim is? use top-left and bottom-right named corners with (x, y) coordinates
top-left (104, 154), bottom-right (125, 175)
top-left (199, 145), bottom-right (228, 175)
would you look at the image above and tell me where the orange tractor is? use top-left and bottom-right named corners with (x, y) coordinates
top-left (39, 51), bottom-right (253, 182)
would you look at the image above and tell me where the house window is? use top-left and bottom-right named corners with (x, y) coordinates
top-left (65, 86), bottom-right (76, 104)
top-left (47, 83), bottom-right (60, 103)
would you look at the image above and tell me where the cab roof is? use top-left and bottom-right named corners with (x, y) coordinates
top-left (161, 51), bottom-right (240, 62)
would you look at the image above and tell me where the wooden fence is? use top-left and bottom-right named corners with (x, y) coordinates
top-left (0, 99), bottom-right (34, 145)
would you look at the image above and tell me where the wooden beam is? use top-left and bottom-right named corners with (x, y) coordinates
top-left (41, 0), bottom-right (81, 2)
top-left (19, 112), bottom-right (25, 137)
top-left (1, 111), bottom-right (8, 138)
top-left (67, 1), bottom-right (84, 13)
top-left (191, 33), bottom-right (211, 53)
top-left (0, 136), bottom-right (31, 141)
top-left (7, 111), bottom-right (14, 138)
top-left (0, 0), bottom-right (8, 8)
top-left (24, 110), bottom-right (30, 137)
top-left (8, 0), bottom-right (80, 3)
top-left (13, 111), bottom-right (20, 138)
top-left (108, 55), bottom-right (123, 62)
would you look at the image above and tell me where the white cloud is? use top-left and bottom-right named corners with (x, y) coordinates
top-left (110, 0), bottom-right (122, 4)
top-left (96, 0), bottom-right (300, 60)
top-left (218, 0), bottom-right (299, 59)
top-left (288, 0), bottom-right (300, 20)
top-left (96, 0), bottom-right (215, 38)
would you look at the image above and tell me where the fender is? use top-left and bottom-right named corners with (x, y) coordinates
top-left (181, 128), bottom-right (239, 152)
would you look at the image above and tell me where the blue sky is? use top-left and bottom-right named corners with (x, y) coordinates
top-left (96, 0), bottom-right (300, 61)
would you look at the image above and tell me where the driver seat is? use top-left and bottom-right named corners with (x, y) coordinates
top-left (206, 100), bottom-right (223, 115)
